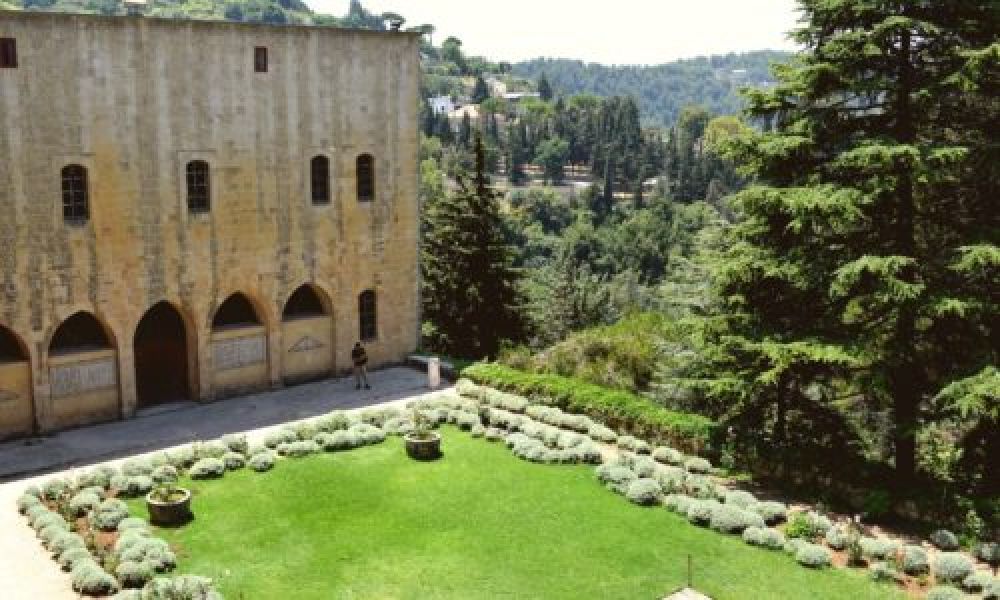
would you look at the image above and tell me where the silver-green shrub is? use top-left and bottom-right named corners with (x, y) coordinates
top-left (151, 465), bottom-right (178, 485)
top-left (934, 552), bottom-right (974, 583)
top-left (263, 428), bottom-right (299, 449)
top-left (859, 537), bottom-right (899, 561)
top-left (248, 451), bottom-right (275, 472)
top-left (654, 466), bottom-right (686, 493)
top-left (664, 493), bottom-right (696, 515)
top-left (686, 499), bottom-right (721, 526)
top-left (116, 560), bottom-right (153, 589)
top-left (195, 440), bottom-right (229, 459)
top-left (17, 492), bottom-right (41, 514)
top-left (963, 571), bottom-right (994, 593)
top-left (683, 475), bottom-right (719, 499)
top-left (900, 545), bottom-right (928, 575)
top-left (59, 547), bottom-right (93, 572)
top-left (795, 543), bottom-right (832, 568)
top-left (723, 490), bottom-right (757, 509)
top-left (925, 586), bottom-right (964, 600)
top-left (349, 423), bottom-right (386, 445)
top-left (119, 537), bottom-right (176, 572)
top-left (983, 578), bottom-right (1000, 600)
top-left (824, 526), bottom-right (848, 551)
top-left (617, 435), bottom-right (651, 454)
top-left (754, 501), bottom-right (788, 525)
top-left (93, 499), bottom-right (130, 531)
top-left (166, 446), bottom-right (197, 469)
top-left (71, 560), bottom-right (119, 596)
top-left (470, 424), bottom-right (486, 438)
top-left (117, 517), bottom-right (148, 533)
top-left (77, 465), bottom-right (117, 490)
top-left (869, 562), bottom-right (898, 583)
top-left (710, 505), bottom-right (766, 534)
top-left (596, 464), bottom-right (637, 494)
top-left (49, 531), bottom-right (86, 556)
top-left (625, 478), bottom-right (663, 506)
top-left (42, 478), bottom-right (71, 500)
top-left (652, 446), bottom-right (683, 465)
top-left (587, 422), bottom-right (618, 443)
top-left (683, 457), bottom-right (712, 474)
top-left (742, 526), bottom-right (785, 550)
top-left (276, 440), bottom-right (320, 458)
top-left (930, 529), bottom-right (960, 551)
top-left (220, 433), bottom-right (249, 455)
top-left (485, 427), bottom-right (505, 442)
top-left (121, 458), bottom-right (153, 477)
top-left (222, 452), bottom-right (246, 470)
top-left (141, 575), bottom-right (223, 600)
top-left (189, 458), bottom-right (226, 479)
top-left (315, 411), bottom-right (349, 432)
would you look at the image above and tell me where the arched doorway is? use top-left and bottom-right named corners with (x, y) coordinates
top-left (281, 284), bottom-right (334, 384)
top-left (134, 302), bottom-right (190, 408)
top-left (210, 293), bottom-right (269, 398)
top-left (0, 324), bottom-right (34, 440)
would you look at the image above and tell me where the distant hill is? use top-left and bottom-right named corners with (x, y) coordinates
top-left (514, 51), bottom-right (794, 127)
top-left (5, 0), bottom-right (340, 26)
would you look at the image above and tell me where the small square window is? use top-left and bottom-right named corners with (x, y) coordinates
top-left (254, 46), bottom-right (268, 73)
top-left (0, 38), bottom-right (17, 69)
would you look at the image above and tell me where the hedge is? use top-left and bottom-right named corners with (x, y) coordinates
top-left (460, 363), bottom-right (718, 453)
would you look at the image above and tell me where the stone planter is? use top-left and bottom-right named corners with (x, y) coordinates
top-left (146, 488), bottom-right (192, 526)
top-left (404, 431), bottom-right (441, 460)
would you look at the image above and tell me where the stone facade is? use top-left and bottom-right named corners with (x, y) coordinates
top-left (0, 11), bottom-right (421, 440)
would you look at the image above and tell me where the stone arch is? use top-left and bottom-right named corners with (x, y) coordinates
top-left (0, 323), bottom-right (35, 441)
top-left (46, 311), bottom-right (120, 430)
top-left (280, 283), bottom-right (335, 384)
top-left (209, 292), bottom-right (270, 398)
top-left (133, 301), bottom-right (196, 408)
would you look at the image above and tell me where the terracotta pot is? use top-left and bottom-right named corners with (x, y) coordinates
top-left (404, 431), bottom-right (442, 460)
top-left (146, 488), bottom-right (192, 526)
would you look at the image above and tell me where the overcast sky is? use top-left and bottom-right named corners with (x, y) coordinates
top-left (305, 0), bottom-right (802, 65)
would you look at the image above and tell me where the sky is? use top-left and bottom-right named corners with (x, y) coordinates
top-left (305, 0), bottom-right (802, 65)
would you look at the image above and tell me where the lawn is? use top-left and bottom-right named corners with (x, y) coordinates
top-left (131, 428), bottom-right (902, 599)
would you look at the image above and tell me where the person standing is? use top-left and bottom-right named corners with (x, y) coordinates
top-left (351, 341), bottom-right (370, 390)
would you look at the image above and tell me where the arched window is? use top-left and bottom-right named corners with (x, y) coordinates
top-left (282, 285), bottom-right (327, 321)
top-left (186, 160), bottom-right (211, 213)
top-left (212, 293), bottom-right (261, 330)
top-left (310, 156), bottom-right (330, 205)
top-left (358, 290), bottom-right (376, 341)
top-left (61, 165), bottom-right (89, 222)
top-left (0, 325), bottom-right (26, 363)
top-left (356, 154), bottom-right (374, 202)
top-left (49, 312), bottom-right (111, 355)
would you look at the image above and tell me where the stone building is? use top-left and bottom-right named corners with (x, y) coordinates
top-left (0, 11), bottom-right (421, 441)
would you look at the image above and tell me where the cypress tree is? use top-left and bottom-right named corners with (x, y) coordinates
top-left (421, 134), bottom-right (525, 358)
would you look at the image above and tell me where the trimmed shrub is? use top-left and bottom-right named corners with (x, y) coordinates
top-left (925, 587), bottom-right (964, 600)
top-left (455, 378), bottom-right (482, 398)
top-left (461, 363), bottom-right (717, 452)
top-left (28, 507), bottom-right (60, 529)
top-left (686, 499), bottom-right (721, 526)
top-left (68, 490), bottom-right (102, 517)
top-left (222, 452), bottom-right (246, 470)
top-left (264, 428), bottom-right (299, 449)
top-left (986, 580), bottom-right (1000, 600)
top-left (113, 590), bottom-right (143, 600)
top-left (664, 494), bottom-right (696, 515)
top-left (621, 454), bottom-right (657, 478)
top-left (860, 537), bottom-right (899, 561)
top-left (116, 560), bottom-right (153, 589)
top-left (723, 490), bottom-right (757, 509)
top-left (976, 542), bottom-right (1000, 568)
top-left (684, 457), bottom-right (712, 474)
top-left (141, 575), bottom-right (223, 600)
top-left (151, 465), bottom-right (178, 485)
top-left (755, 501), bottom-right (788, 525)
top-left (349, 423), bottom-right (386, 445)
top-left (485, 427), bottom-right (505, 442)
top-left (114, 529), bottom-right (153, 555)
top-left (743, 526), bottom-right (786, 550)
top-left (795, 543), bottom-right (832, 568)
top-left (869, 562), bottom-right (898, 583)
top-left (117, 517), bottom-right (148, 533)
top-left (963, 571), bottom-right (994, 593)
top-left (59, 547), bottom-right (93, 572)
top-left (39, 522), bottom-right (71, 546)
top-left (617, 435), bottom-right (651, 454)
top-left (900, 545), bottom-right (929, 575)
top-left (195, 440), bottom-right (229, 459)
top-left (596, 464), bottom-right (637, 494)
top-left (482, 388), bottom-right (530, 412)
top-left (291, 420), bottom-right (319, 441)
top-left (710, 505), bottom-right (766, 534)
top-left (824, 526), bottom-right (849, 551)
top-left (166, 446), bottom-right (197, 469)
top-left (189, 458), bottom-right (225, 480)
top-left (119, 537), bottom-right (176, 572)
top-left (315, 430), bottom-right (361, 451)
top-left (92, 499), bottom-right (130, 531)
top-left (652, 446), bottom-right (683, 465)
top-left (934, 552), bottom-right (974, 583)
top-left (248, 451), bottom-right (276, 472)
top-left (220, 434), bottom-right (249, 455)
top-left (315, 411), bottom-right (349, 432)
top-left (49, 530), bottom-right (86, 556)
top-left (469, 424), bottom-right (486, 438)
top-left (17, 492), bottom-right (42, 514)
top-left (683, 475), bottom-right (719, 500)
top-left (71, 560), bottom-right (119, 596)
top-left (77, 466), bottom-right (116, 490)
top-left (930, 529), bottom-right (960, 551)
top-left (277, 440), bottom-right (321, 458)
top-left (654, 466), bottom-right (686, 493)
top-left (587, 423), bottom-right (618, 443)
top-left (42, 478), bottom-right (71, 500)
top-left (625, 478), bottom-right (662, 506)
top-left (121, 458), bottom-right (153, 477)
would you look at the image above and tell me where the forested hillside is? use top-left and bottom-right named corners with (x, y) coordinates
top-left (513, 52), bottom-right (792, 126)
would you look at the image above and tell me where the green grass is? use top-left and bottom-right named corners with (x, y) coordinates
top-left (131, 429), bottom-right (902, 599)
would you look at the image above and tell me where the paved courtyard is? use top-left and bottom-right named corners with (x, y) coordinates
top-left (0, 366), bottom-right (444, 600)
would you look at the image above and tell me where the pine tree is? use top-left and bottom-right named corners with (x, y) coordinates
top-left (538, 73), bottom-right (554, 101)
top-left (670, 0), bottom-right (999, 486)
top-left (471, 75), bottom-right (490, 103)
top-left (421, 134), bottom-right (525, 358)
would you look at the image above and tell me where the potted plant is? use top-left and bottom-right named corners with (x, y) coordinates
top-left (404, 406), bottom-right (441, 460)
top-left (146, 482), bottom-right (192, 526)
